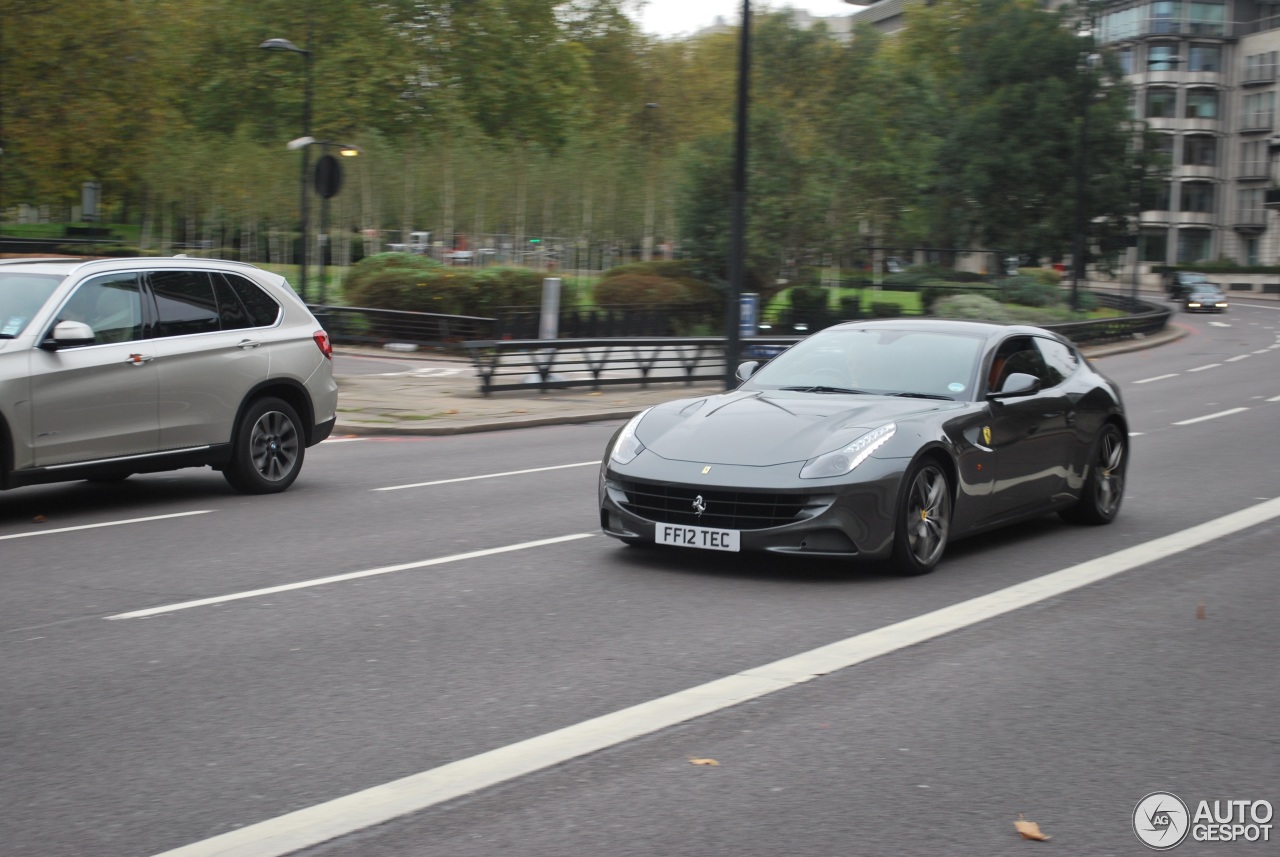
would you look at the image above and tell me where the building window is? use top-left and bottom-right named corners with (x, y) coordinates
top-left (1150, 1), bottom-right (1183, 35)
top-left (1154, 134), bottom-right (1176, 160)
top-left (1183, 135), bottom-right (1217, 166)
top-left (1140, 228), bottom-right (1169, 263)
top-left (1240, 140), bottom-right (1268, 177)
top-left (1143, 181), bottom-right (1173, 211)
top-left (1187, 44), bottom-right (1221, 72)
top-left (1117, 47), bottom-right (1134, 75)
top-left (1185, 89), bottom-right (1218, 118)
top-left (1245, 237), bottom-right (1259, 266)
top-left (1181, 182), bottom-right (1215, 213)
top-left (1101, 6), bottom-right (1141, 41)
top-left (1238, 188), bottom-right (1265, 224)
top-left (1241, 91), bottom-right (1275, 131)
top-left (1146, 88), bottom-right (1178, 118)
top-left (1243, 52), bottom-right (1278, 83)
top-left (1177, 228), bottom-right (1213, 262)
top-left (1188, 2), bottom-right (1225, 36)
top-left (1148, 43), bottom-right (1181, 71)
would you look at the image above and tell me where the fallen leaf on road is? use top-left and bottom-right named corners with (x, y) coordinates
top-left (688, 758), bottom-right (719, 766)
top-left (588, 391), bottom-right (602, 396)
top-left (444, 409), bottom-right (459, 414)
top-left (33, 515), bottom-right (47, 523)
top-left (1014, 815), bottom-right (1050, 841)
top-left (1196, 603), bottom-right (1206, 620)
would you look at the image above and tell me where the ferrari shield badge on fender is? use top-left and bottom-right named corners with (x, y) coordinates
top-left (982, 426), bottom-right (992, 446)
top-left (702, 466), bottom-right (712, 474)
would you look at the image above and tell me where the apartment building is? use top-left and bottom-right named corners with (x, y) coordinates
top-left (850, 0), bottom-right (1280, 270)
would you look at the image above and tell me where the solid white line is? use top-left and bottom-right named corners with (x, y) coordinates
top-left (1254, 349), bottom-right (1272, 355)
top-left (1188, 363), bottom-right (1221, 372)
top-left (0, 511), bottom-right (213, 542)
top-left (1226, 354), bottom-right (1251, 362)
top-left (150, 497), bottom-right (1280, 857)
top-left (373, 461), bottom-right (598, 492)
top-left (1173, 407), bottom-right (1250, 426)
top-left (106, 534), bottom-right (593, 620)
top-left (1133, 373), bottom-right (1178, 384)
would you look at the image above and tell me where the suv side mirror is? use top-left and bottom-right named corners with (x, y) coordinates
top-left (988, 372), bottom-right (1040, 399)
top-left (39, 320), bottom-right (95, 351)
top-left (735, 360), bottom-right (760, 382)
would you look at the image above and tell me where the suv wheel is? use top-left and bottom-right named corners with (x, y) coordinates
top-left (224, 397), bottom-right (305, 494)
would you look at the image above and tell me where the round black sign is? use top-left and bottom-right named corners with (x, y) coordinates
top-left (313, 154), bottom-right (342, 199)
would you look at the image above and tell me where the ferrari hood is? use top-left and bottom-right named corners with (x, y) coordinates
top-left (636, 389), bottom-right (965, 466)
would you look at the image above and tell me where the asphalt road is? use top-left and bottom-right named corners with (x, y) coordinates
top-left (2, 303), bottom-right (1278, 857)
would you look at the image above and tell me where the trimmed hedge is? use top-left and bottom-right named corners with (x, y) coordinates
top-left (344, 253), bottom-right (542, 316)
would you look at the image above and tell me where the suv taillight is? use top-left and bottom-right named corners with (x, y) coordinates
top-left (313, 330), bottom-right (333, 360)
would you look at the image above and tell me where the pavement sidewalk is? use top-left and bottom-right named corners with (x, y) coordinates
top-left (331, 325), bottom-right (1187, 437)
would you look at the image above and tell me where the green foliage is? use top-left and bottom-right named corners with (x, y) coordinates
top-left (993, 275), bottom-right (1063, 307)
top-left (788, 286), bottom-right (829, 318)
top-left (919, 281), bottom-right (996, 310)
top-left (869, 301), bottom-right (902, 318)
top-left (594, 260), bottom-right (721, 311)
top-left (931, 294), bottom-right (1012, 322)
top-left (344, 254), bottom-right (542, 316)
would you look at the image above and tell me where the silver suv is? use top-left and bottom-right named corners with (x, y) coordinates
top-left (0, 257), bottom-right (337, 493)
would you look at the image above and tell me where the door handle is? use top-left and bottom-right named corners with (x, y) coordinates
top-left (125, 353), bottom-right (154, 365)
top-left (238, 339), bottom-right (262, 350)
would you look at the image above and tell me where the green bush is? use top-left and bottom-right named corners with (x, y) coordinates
top-left (839, 295), bottom-right (861, 318)
top-left (931, 294), bottom-right (1012, 322)
top-left (594, 260), bottom-right (720, 312)
top-left (920, 280), bottom-right (997, 311)
top-left (869, 301), bottom-right (901, 318)
top-left (343, 253), bottom-right (542, 316)
top-left (788, 286), bottom-right (829, 318)
top-left (994, 275), bottom-right (1063, 308)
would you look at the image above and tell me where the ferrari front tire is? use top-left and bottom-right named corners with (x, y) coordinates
top-left (892, 458), bottom-right (952, 576)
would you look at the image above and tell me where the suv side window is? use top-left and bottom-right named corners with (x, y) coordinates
top-left (218, 273), bottom-right (280, 328)
top-left (57, 273), bottom-right (144, 344)
top-left (150, 271), bottom-right (220, 337)
top-left (1033, 338), bottom-right (1078, 387)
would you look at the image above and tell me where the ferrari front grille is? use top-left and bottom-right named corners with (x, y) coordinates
top-left (617, 479), bottom-right (815, 530)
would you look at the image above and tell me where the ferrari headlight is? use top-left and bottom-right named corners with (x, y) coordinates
top-left (609, 409), bottom-right (650, 465)
top-left (799, 422), bottom-right (896, 479)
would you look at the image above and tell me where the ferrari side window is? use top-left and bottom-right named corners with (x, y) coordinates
top-left (1034, 338), bottom-right (1077, 388)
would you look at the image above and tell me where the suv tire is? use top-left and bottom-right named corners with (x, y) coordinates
top-left (224, 397), bottom-right (305, 494)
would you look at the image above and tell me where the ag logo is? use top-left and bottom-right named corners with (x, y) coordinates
top-left (1134, 791), bottom-right (1190, 850)
top-left (982, 425), bottom-right (992, 446)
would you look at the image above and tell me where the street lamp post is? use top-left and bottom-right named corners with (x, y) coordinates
top-left (260, 34), bottom-right (313, 304)
top-left (1071, 30), bottom-right (1098, 313)
top-left (725, 0), bottom-right (750, 390)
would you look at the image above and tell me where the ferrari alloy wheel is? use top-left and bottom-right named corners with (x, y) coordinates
top-left (892, 459), bottom-right (952, 576)
top-left (1061, 423), bottom-right (1126, 525)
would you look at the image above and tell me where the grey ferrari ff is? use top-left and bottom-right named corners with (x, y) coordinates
top-left (598, 319), bottom-right (1127, 575)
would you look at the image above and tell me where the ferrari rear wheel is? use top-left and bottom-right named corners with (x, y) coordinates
top-left (1060, 423), bottom-right (1126, 525)
top-left (892, 458), bottom-right (952, 576)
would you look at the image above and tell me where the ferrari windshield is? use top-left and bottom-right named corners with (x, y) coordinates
top-left (0, 273), bottom-right (63, 338)
top-left (744, 326), bottom-right (984, 400)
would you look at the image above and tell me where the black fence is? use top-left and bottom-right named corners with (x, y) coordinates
top-left (493, 304), bottom-right (713, 339)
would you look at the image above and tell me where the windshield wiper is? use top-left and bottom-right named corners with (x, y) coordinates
top-left (0, 333), bottom-right (15, 340)
top-left (891, 391), bottom-right (954, 400)
top-left (779, 385), bottom-right (872, 395)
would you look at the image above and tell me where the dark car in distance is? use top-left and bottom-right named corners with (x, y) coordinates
top-left (1183, 288), bottom-right (1229, 313)
top-left (1166, 270), bottom-right (1219, 300)
top-left (599, 319), bottom-right (1127, 575)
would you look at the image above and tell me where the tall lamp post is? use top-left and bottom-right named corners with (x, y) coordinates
top-left (1071, 17), bottom-right (1099, 314)
top-left (725, 0), bottom-right (750, 389)
top-left (260, 34), bottom-right (313, 304)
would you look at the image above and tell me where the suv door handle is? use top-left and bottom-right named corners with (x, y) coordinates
top-left (126, 353), bottom-right (154, 365)
top-left (238, 339), bottom-right (262, 349)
